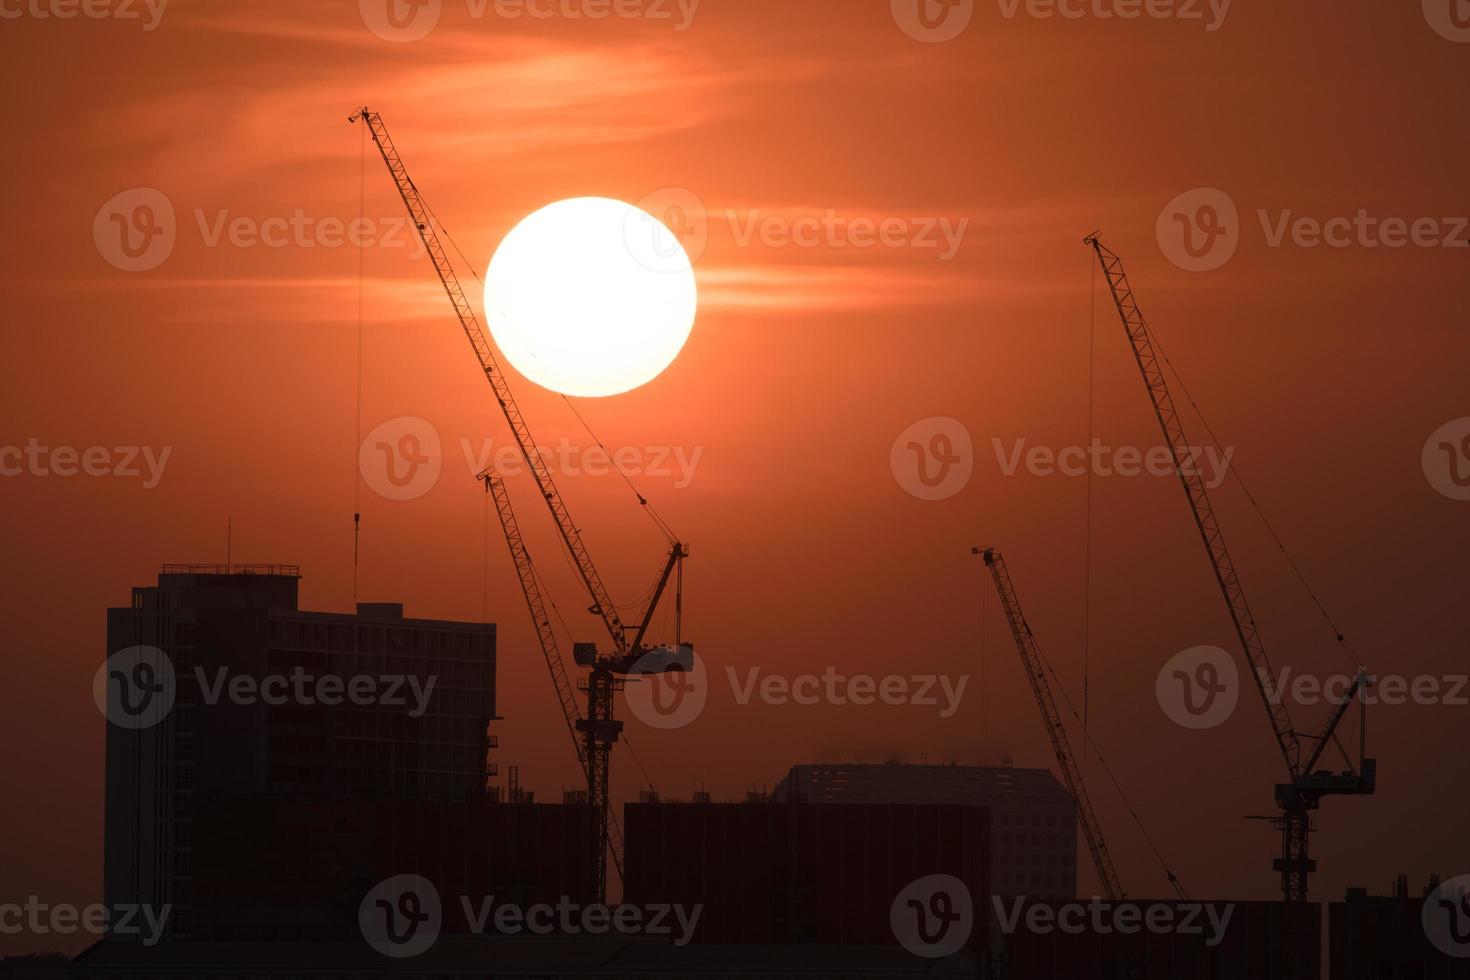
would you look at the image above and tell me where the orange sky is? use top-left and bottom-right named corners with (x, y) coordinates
top-left (2, 0), bottom-right (1468, 949)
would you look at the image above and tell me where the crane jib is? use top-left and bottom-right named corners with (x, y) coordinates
top-left (356, 110), bottom-right (648, 655)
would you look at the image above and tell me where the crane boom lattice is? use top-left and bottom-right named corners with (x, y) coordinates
top-left (356, 109), bottom-right (630, 656)
top-left (979, 547), bottom-right (1124, 901)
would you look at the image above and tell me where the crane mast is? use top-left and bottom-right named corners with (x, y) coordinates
top-left (1084, 233), bottom-right (1374, 902)
top-left (483, 474), bottom-right (626, 884)
top-left (484, 475), bottom-right (588, 772)
top-left (977, 547), bottom-right (1124, 901)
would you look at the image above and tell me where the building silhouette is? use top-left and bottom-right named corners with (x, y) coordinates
top-left (773, 763), bottom-right (1077, 900)
top-left (624, 797), bottom-right (989, 948)
top-left (100, 564), bottom-right (592, 943)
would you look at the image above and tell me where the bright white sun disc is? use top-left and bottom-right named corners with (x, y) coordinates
top-left (484, 197), bottom-right (697, 398)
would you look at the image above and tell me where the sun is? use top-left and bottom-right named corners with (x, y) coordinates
top-left (483, 197), bottom-right (697, 398)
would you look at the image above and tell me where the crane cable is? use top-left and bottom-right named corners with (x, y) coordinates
top-left (1033, 628), bottom-right (1190, 899)
top-left (1136, 308), bottom-right (1363, 772)
top-left (418, 193), bottom-right (679, 544)
top-left (1083, 246), bottom-right (1097, 757)
top-left (419, 190), bottom-right (669, 796)
top-left (1145, 325), bottom-right (1361, 674)
top-left (353, 118), bottom-right (366, 602)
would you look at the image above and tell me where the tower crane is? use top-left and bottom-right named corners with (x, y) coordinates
top-left (1084, 233), bottom-right (1374, 902)
top-left (351, 107), bottom-right (690, 902)
top-left (974, 547), bottom-right (1125, 901)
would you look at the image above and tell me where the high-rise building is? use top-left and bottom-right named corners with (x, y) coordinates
top-left (773, 763), bottom-right (1077, 899)
top-left (102, 564), bottom-right (500, 940)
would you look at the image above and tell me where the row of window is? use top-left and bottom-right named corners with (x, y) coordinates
top-left (996, 871), bottom-right (1070, 891)
top-left (267, 619), bottom-right (492, 659)
top-left (997, 833), bottom-right (1073, 848)
top-left (995, 851), bottom-right (1069, 867)
top-left (995, 812), bottom-right (1071, 828)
